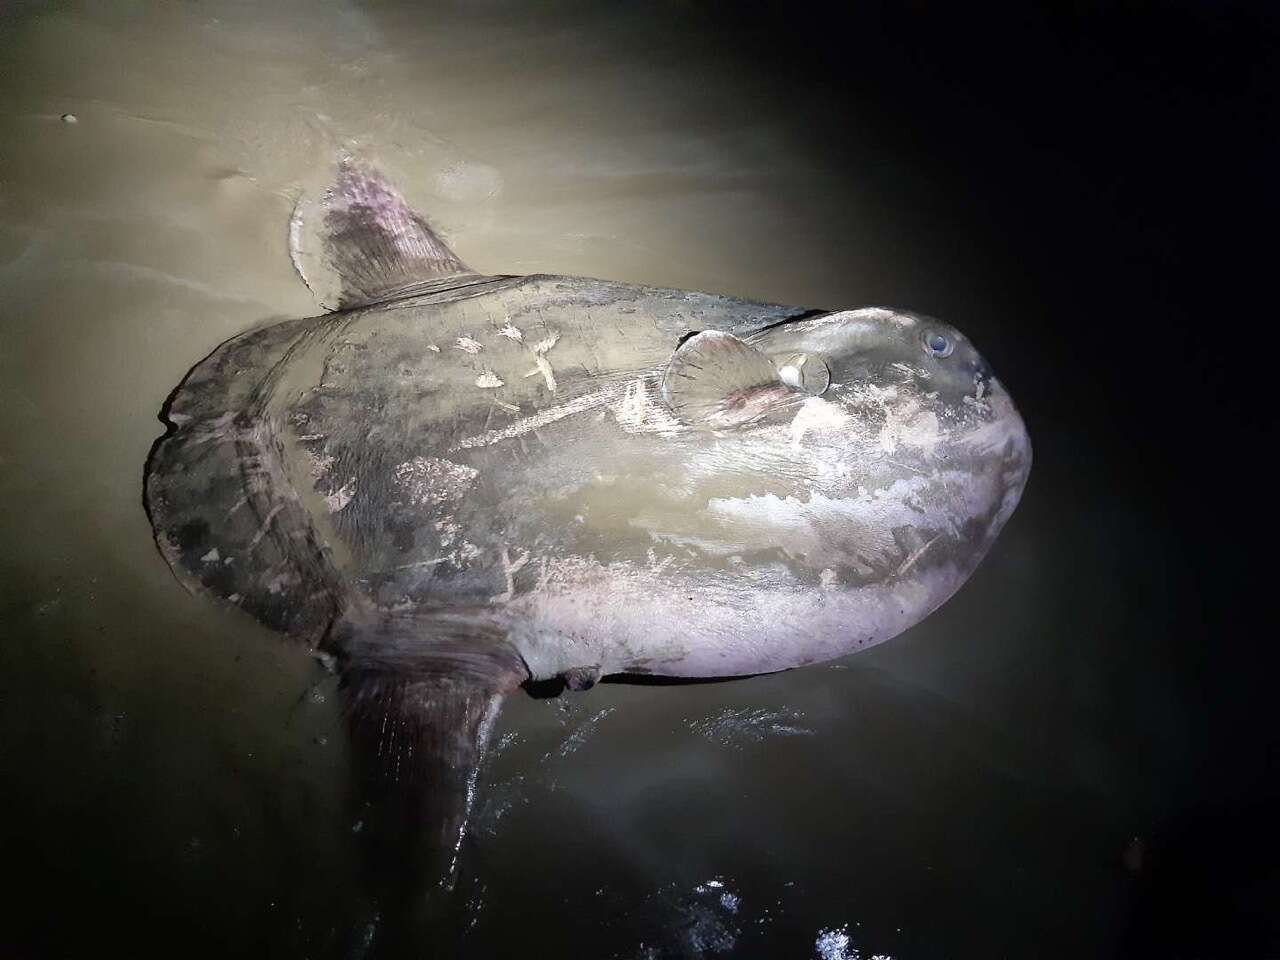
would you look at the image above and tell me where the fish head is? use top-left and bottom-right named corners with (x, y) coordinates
top-left (513, 303), bottom-right (1031, 679)
top-left (746, 306), bottom-right (1032, 559)
top-left (653, 306), bottom-right (1031, 668)
top-left (762, 307), bottom-right (994, 406)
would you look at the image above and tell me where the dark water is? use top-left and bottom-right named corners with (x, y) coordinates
top-left (2, 3), bottom-right (1275, 957)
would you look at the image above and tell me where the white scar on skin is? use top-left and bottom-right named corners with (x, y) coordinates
top-left (613, 377), bottom-right (685, 436)
top-left (963, 375), bottom-right (990, 411)
top-left (393, 456), bottom-right (479, 506)
top-left (960, 388), bottom-right (1028, 457)
top-left (845, 381), bottom-right (898, 409)
top-left (498, 322), bottom-right (524, 342)
top-left (891, 361), bottom-right (926, 380)
top-left (897, 533), bottom-right (940, 576)
top-left (658, 469), bottom-right (991, 574)
top-left (879, 406), bottom-right (940, 455)
top-left (325, 479), bottom-right (356, 513)
top-left (475, 370), bottom-right (505, 389)
top-left (393, 556), bottom-right (449, 571)
top-left (525, 356), bottom-right (557, 392)
top-left (789, 397), bottom-right (853, 449)
top-left (306, 449), bottom-right (335, 480)
top-left (523, 330), bottom-right (560, 392)
top-left (456, 336), bottom-right (484, 354)
top-left (248, 504), bottom-right (284, 548)
top-left (646, 547), bottom-right (676, 575)
top-left (530, 332), bottom-right (560, 355)
top-left (451, 388), bottom-right (615, 450)
top-left (427, 344), bottom-right (441, 353)
top-left (491, 546), bottom-right (531, 603)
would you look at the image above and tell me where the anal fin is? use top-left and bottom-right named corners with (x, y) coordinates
top-left (331, 609), bottom-right (528, 905)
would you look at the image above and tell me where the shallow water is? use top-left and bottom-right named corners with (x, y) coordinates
top-left (3, 3), bottom-right (1275, 958)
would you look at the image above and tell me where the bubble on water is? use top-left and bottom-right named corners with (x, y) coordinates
top-left (814, 925), bottom-right (853, 960)
top-left (491, 730), bottom-right (522, 757)
top-left (351, 911), bottom-right (380, 958)
top-left (814, 924), bottom-right (894, 960)
top-left (473, 774), bottom-right (529, 838)
top-left (547, 706), bottom-right (615, 760)
top-left (675, 877), bottom-right (742, 954)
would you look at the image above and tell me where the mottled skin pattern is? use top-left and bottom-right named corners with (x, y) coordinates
top-left (143, 162), bottom-right (1030, 916)
top-left (147, 273), bottom-right (1030, 682)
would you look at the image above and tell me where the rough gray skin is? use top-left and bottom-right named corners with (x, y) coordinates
top-left (144, 160), bottom-right (1030, 907)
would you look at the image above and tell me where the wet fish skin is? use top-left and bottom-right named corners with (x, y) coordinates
top-left (148, 274), bottom-right (1029, 682)
top-left (143, 158), bottom-right (1030, 908)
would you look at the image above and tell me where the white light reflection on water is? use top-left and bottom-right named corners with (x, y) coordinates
top-left (814, 924), bottom-right (894, 960)
top-left (466, 685), bottom-right (916, 956)
top-left (668, 876), bottom-right (745, 956)
top-left (687, 705), bottom-right (816, 748)
top-left (1, 1), bottom-right (1090, 956)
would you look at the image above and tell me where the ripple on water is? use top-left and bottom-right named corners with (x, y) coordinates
top-left (814, 923), bottom-right (895, 960)
top-left (687, 706), bottom-right (815, 749)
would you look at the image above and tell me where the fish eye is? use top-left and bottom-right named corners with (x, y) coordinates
top-left (922, 331), bottom-right (954, 358)
top-left (777, 353), bottom-right (830, 395)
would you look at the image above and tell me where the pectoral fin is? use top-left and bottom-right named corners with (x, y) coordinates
top-left (661, 330), bottom-right (795, 428)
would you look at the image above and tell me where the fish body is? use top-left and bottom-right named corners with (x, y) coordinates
top-left (149, 271), bottom-right (1028, 684)
top-left (144, 160), bottom-right (1030, 902)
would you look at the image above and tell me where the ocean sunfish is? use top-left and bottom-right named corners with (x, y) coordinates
top-left (145, 159), bottom-right (1030, 897)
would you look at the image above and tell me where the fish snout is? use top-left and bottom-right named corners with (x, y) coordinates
top-left (973, 357), bottom-right (995, 387)
top-left (983, 376), bottom-right (1033, 497)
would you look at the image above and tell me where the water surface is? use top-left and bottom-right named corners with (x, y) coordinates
top-left (3, 3), bottom-right (1273, 957)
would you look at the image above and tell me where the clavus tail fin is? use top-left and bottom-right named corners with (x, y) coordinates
top-left (331, 609), bottom-right (528, 953)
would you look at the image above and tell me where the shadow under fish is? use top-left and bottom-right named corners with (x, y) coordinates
top-left (144, 157), bottom-right (1031, 946)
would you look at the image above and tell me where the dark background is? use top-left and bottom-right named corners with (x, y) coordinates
top-left (752, 3), bottom-right (1279, 956)
top-left (3, 2), bottom-right (1277, 957)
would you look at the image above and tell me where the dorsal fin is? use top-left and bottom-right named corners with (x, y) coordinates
top-left (290, 158), bottom-right (474, 311)
top-left (661, 330), bottom-right (796, 429)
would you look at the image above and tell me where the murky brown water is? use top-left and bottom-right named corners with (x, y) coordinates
top-left (4, 3), bottom-right (1274, 958)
